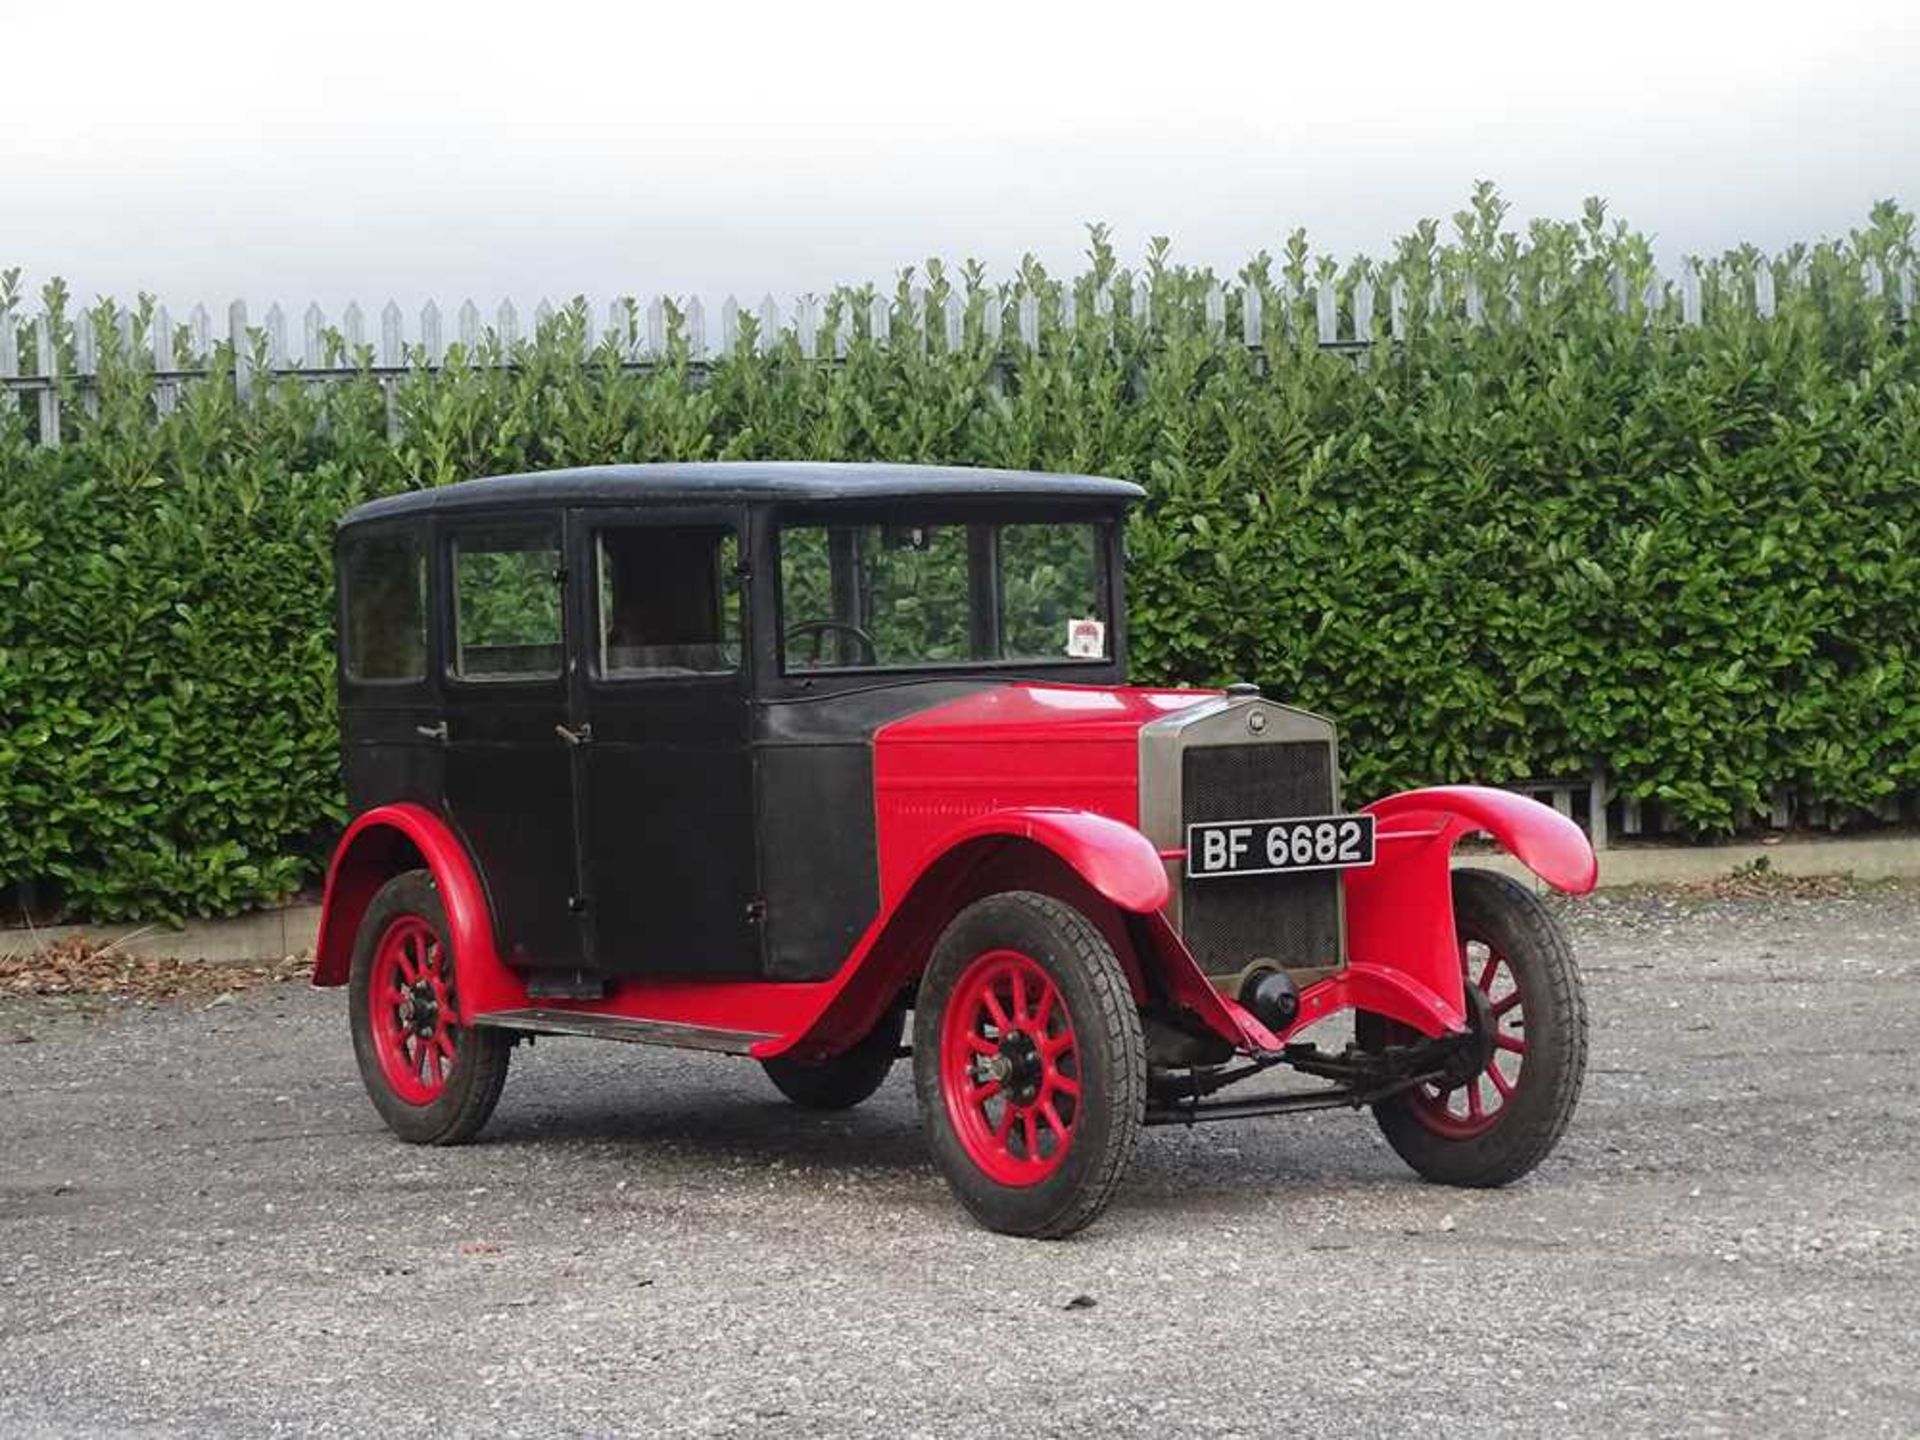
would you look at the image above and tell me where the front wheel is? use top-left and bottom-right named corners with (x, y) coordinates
top-left (349, 870), bottom-right (511, 1145)
top-left (1363, 867), bottom-right (1588, 1187)
top-left (913, 891), bottom-right (1145, 1238)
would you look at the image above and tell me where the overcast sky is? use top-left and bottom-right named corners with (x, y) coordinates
top-left (5, 0), bottom-right (1916, 319)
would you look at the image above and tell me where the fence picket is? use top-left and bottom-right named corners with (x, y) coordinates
top-left (1464, 275), bottom-right (1484, 327)
top-left (420, 301), bottom-right (444, 363)
top-left (1902, 267), bottom-right (1915, 321)
top-left (1681, 261), bottom-right (1702, 326)
top-left (533, 298), bottom-right (555, 337)
top-left (497, 299), bottom-right (520, 352)
top-left (263, 304), bottom-right (288, 368)
top-left (984, 293), bottom-right (1003, 347)
top-left (757, 294), bottom-right (779, 354)
top-left (229, 300), bottom-right (251, 399)
top-left (1641, 273), bottom-right (1663, 319)
top-left (1240, 284), bottom-right (1262, 347)
top-left (794, 295), bottom-right (816, 358)
top-left (679, 296), bottom-right (702, 359)
top-left (944, 293), bottom-right (963, 351)
top-left (1057, 286), bottom-right (1075, 334)
top-left (720, 295), bottom-right (740, 351)
top-left (36, 319), bottom-right (59, 443)
top-left (1755, 264), bottom-right (1777, 319)
top-left (1131, 277), bottom-right (1150, 329)
top-left (152, 304), bottom-right (176, 413)
top-left (0, 308), bottom-right (15, 413)
top-left (869, 293), bottom-right (889, 349)
top-left (1862, 259), bottom-right (1884, 300)
top-left (342, 301), bottom-right (365, 357)
top-left (1018, 292), bottom-right (1039, 348)
top-left (1316, 278), bottom-right (1338, 344)
top-left (74, 311), bottom-right (96, 376)
top-left (646, 296), bottom-right (666, 357)
top-left (1389, 276), bottom-right (1407, 341)
top-left (457, 300), bottom-right (481, 352)
top-left (380, 302), bottom-right (403, 365)
top-left (1352, 277), bottom-right (1374, 344)
top-left (189, 304), bottom-right (210, 362)
top-left (303, 302), bottom-right (326, 366)
top-left (1204, 283), bottom-right (1224, 338)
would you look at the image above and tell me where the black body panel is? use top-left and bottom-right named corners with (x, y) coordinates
top-left (752, 679), bottom-right (994, 981)
top-left (1180, 742), bottom-right (1342, 976)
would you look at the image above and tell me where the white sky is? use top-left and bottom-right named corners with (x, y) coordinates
top-left (4, 0), bottom-right (1916, 317)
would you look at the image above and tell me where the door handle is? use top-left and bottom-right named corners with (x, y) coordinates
top-left (554, 723), bottom-right (593, 747)
top-left (415, 721), bottom-right (448, 743)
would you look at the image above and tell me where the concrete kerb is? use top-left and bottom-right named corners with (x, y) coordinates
top-left (5, 834), bottom-right (1920, 965)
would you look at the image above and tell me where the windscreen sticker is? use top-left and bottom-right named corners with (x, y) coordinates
top-left (1065, 617), bottom-right (1106, 658)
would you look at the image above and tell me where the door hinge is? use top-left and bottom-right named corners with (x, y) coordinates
top-left (554, 722), bottom-right (593, 747)
top-left (744, 898), bottom-right (768, 925)
top-left (414, 720), bottom-right (448, 743)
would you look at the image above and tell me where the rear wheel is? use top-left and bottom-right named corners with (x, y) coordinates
top-left (1363, 867), bottom-right (1587, 1187)
top-left (913, 892), bottom-right (1145, 1238)
top-left (349, 870), bottom-right (511, 1145)
top-left (761, 1003), bottom-right (904, 1110)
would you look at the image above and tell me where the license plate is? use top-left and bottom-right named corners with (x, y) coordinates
top-left (1185, 813), bottom-right (1376, 879)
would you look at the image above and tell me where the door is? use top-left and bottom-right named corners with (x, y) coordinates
top-left (438, 515), bottom-right (586, 973)
top-left (574, 511), bottom-right (759, 977)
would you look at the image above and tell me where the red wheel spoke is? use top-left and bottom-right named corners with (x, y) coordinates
top-left (436, 1032), bottom-right (457, 1061)
top-left (967, 1080), bottom-right (1002, 1107)
top-left (1491, 991), bottom-right (1522, 1018)
top-left (1040, 1100), bottom-right (1070, 1142)
top-left (964, 1032), bottom-right (997, 1056)
top-left (1466, 1083), bottom-right (1484, 1121)
top-left (1049, 1073), bottom-right (1081, 1099)
top-left (1033, 984), bottom-right (1056, 1031)
top-left (1488, 1064), bottom-right (1514, 1099)
top-left (992, 1105), bottom-right (1016, 1142)
top-left (1476, 950), bottom-right (1499, 994)
top-left (982, 991), bottom-right (1011, 1031)
top-left (1495, 1034), bottom-right (1527, 1055)
top-left (1020, 1109), bottom-right (1038, 1156)
top-left (1008, 969), bottom-right (1028, 1022)
top-left (1038, 1031), bottom-right (1074, 1061)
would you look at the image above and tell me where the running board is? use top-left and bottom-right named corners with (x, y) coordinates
top-left (473, 1009), bottom-right (774, 1055)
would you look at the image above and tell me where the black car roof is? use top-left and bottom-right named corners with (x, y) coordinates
top-left (341, 463), bottom-right (1144, 526)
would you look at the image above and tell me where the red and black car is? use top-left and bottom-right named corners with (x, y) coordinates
top-left (316, 464), bottom-right (1594, 1237)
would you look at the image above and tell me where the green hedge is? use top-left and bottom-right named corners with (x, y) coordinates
top-left (3, 189), bottom-right (1916, 920)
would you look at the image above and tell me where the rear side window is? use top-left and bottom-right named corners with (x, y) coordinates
top-left (451, 525), bottom-right (563, 680)
top-left (595, 526), bottom-right (741, 678)
top-left (342, 532), bottom-right (427, 682)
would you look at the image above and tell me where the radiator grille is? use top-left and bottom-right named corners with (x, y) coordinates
top-left (1180, 742), bottom-right (1342, 975)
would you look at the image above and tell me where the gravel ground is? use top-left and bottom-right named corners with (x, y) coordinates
top-left (3, 881), bottom-right (1917, 1438)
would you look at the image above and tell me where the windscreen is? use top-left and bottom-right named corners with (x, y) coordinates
top-left (779, 519), bottom-right (1109, 671)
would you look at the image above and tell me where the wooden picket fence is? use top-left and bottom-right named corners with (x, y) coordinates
top-left (2, 253), bottom-right (1914, 447)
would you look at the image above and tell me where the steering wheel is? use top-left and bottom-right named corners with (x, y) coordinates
top-left (785, 619), bottom-right (879, 667)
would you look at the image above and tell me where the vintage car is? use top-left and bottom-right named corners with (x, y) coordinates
top-left (315, 463), bottom-right (1593, 1237)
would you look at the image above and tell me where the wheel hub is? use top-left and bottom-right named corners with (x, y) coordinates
top-left (407, 982), bottom-right (440, 1037)
top-left (990, 1031), bottom-right (1043, 1104)
top-left (1437, 982), bottom-right (1497, 1088)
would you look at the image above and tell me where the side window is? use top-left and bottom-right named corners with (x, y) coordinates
top-left (342, 531), bottom-right (427, 682)
top-left (451, 524), bottom-right (563, 681)
top-left (596, 526), bottom-right (741, 678)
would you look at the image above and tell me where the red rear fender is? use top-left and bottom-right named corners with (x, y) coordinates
top-left (312, 805), bottom-right (517, 1020)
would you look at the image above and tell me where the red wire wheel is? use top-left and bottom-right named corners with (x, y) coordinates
top-left (1363, 868), bottom-right (1588, 1188)
top-left (367, 913), bottom-right (460, 1105)
top-left (939, 948), bottom-right (1082, 1186)
top-left (348, 870), bottom-right (511, 1145)
top-left (914, 891), bottom-right (1145, 1238)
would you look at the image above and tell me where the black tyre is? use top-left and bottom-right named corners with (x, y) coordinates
top-left (1363, 867), bottom-right (1587, 1187)
top-left (761, 1003), bottom-right (904, 1110)
top-left (348, 870), bottom-right (511, 1145)
top-left (913, 891), bottom-right (1145, 1238)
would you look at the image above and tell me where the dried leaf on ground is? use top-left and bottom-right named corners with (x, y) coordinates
top-left (0, 935), bottom-right (309, 1001)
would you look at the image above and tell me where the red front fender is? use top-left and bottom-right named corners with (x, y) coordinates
top-left (897, 807), bottom-right (1171, 915)
top-left (1334, 785), bottom-right (1596, 1037)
